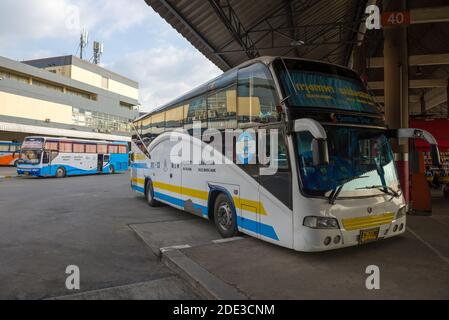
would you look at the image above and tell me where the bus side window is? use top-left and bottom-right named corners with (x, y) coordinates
top-left (237, 63), bottom-right (279, 127)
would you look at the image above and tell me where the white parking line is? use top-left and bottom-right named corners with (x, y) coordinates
top-left (407, 226), bottom-right (449, 266)
top-left (212, 236), bottom-right (244, 244)
top-left (160, 244), bottom-right (192, 253)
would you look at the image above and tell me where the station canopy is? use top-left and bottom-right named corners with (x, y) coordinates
top-left (145, 0), bottom-right (449, 118)
top-left (145, 0), bottom-right (366, 71)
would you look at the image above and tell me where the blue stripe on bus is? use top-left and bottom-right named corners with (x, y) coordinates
top-left (236, 216), bottom-right (279, 241)
top-left (130, 163), bottom-right (148, 169)
top-left (152, 190), bottom-right (279, 240)
top-left (154, 191), bottom-right (208, 217)
top-left (131, 184), bottom-right (145, 193)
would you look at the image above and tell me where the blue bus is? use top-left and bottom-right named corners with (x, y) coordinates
top-left (17, 136), bottom-right (129, 178)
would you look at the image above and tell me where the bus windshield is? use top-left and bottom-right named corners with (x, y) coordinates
top-left (295, 126), bottom-right (400, 198)
top-left (275, 58), bottom-right (378, 114)
top-left (21, 149), bottom-right (42, 164)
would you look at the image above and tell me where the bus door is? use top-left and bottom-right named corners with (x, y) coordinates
top-left (42, 151), bottom-right (58, 176)
top-left (97, 154), bottom-right (104, 172)
top-left (236, 129), bottom-right (261, 238)
top-left (257, 125), bottom-right (292, 243)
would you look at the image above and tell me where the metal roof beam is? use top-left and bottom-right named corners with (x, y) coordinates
top-left (367, 53), bottom-right (449, 68)
top-left (208, 0), bottom-right (259, 59)
top-left (155, 0), bottom-right (232, 70)
top-left (368, 78), bottom-right (449, 90)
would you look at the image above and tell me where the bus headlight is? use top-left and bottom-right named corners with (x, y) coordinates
top-left (396, 206), bottom-right (407, 219)
top-left (303, 216), bottom-right (339, 229)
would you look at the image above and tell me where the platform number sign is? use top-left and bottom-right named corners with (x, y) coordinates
top-left (381, 11), bottom-right (410, 27)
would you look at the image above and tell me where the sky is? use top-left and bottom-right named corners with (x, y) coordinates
top-left (0, 0), bottom-right (223, 112)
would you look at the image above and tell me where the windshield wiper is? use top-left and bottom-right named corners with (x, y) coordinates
top-left (356, 185), bottom-right (401, 199)
top-left (328, 176), bottom-right (368, 205)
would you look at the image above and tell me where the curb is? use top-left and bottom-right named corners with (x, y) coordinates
top-left (0, 175), bottom-right (17, 180)
top-left (162, 248), bottom-right (248, 300)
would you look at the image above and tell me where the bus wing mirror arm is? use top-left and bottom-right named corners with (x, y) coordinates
top-left (388, 128), bottom-right (441, 167)
top-left (294, 119), bottom-right (329, 166)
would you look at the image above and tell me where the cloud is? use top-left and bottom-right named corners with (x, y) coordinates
top-left (0, 0), bottom-right (223, 113)
top-left (108, 45), bottom-right (222, 112)
top-left (0, 0), bottom-right (150, 43)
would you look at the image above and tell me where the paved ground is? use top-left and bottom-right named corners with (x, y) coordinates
top-left (1, 172), bottom-right (448, 299)
top-left (0, 166), bottom-right (16, 177)
top-left (0, 173), bottom-right (199, 299)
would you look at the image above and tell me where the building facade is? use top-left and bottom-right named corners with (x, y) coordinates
top-left (0, 55), bottom-right (139, 142)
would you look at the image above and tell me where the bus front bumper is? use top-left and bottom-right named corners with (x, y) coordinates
top-left (17, 168), bottom-right (41, 176)
top-left (297, 216), bottom-right (406, 252)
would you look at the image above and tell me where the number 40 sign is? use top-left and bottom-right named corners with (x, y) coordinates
top-left (365, 5), bottom-right (411, 30)
top-left (382, 11), bottom-right (411, 27)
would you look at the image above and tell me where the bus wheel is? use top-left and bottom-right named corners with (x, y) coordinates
top-left (109, 165), bottom-right (115, 174)
top-left (55, 167), bottom-right (66, 178)
top-left (145, 180), bottom-right (159, 207)
top-left (214, 193), bottom-right (238, 238)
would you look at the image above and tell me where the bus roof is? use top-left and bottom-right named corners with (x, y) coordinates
top-left (135, 56), bottom-right (359, 122)
top-left (24, 136), bottom-right (128, 145)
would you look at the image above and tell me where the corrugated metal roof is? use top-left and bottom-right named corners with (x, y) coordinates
top-left (145, 0), bottom-right (363, 71)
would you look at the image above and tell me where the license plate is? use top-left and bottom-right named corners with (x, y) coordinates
top-left (359, 227), bottom-right (380, 244)
top-left (24, 171), bottom-right (29, 176)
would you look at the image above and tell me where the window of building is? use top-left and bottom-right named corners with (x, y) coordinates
top-left (102, 77), bottom-right (109, 89)
top-left (32, 79), bottom-right (64, 92)
top-left (237, 63), bottom-right (279, 126)
top-left (85, 144), bottom-right (97, 153)
top-left (59, 142), bottom-right (72, 153)
top-left (73, 143), bottom-right (85, 153)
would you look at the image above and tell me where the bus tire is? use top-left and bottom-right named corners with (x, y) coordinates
top-left (109, 165), bottom-right (115, 174)
top-left (55, 167), bottom-right (66, 178)
top-left (214, 193), bottom-right (238, 238)
top-left (145, 179), bottom-right (159, 207)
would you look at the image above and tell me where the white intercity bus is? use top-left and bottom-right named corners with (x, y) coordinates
top-left (131, 57), bottom-right (440, 252)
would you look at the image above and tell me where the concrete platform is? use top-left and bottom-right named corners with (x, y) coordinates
top-left (130, 217), bottom-right (223, 256)
top-left (145, 193), bottom-right (449, 300)
top-left (50, 276), bottom-right (200, 300)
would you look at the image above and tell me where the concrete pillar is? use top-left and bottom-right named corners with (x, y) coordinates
top-left (383, 0), bottom-right (410, 204)
top-left (420, 94), bottom-right (426, 115)
top-left (447, 80), bottom-right (449, 119)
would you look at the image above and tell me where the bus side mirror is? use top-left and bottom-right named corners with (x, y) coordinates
top-left (389, 128), bottom-right (442, 167)
top-left (294, 118), bottom-right (330, 166)
top-left (312, 139), bottom-right (329, 166)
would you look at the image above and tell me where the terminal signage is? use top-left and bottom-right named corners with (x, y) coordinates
top-left (381, 11), bottom-right (410, 27)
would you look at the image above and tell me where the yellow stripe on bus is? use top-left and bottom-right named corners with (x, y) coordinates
top-left (342, 212), bottom-right (395, 231)
top-left (131, 178), bottom-right (266, 216)
top-left (131, 177), bottom-right (145, 185)
top-left (134, 154), bottom-right (147, 160)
